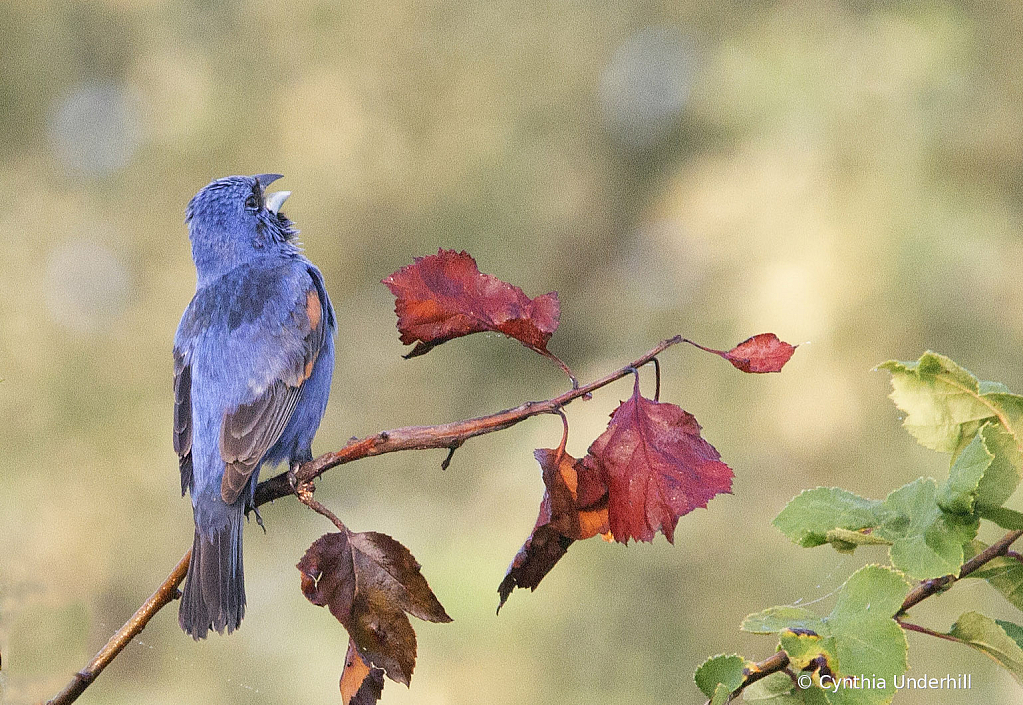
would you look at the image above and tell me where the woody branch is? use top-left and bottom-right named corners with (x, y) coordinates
top-left (47, 335), bottom-right (683, 705)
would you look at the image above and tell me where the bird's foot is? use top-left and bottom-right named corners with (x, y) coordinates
top-left (252, 505), bottom-right (266, 532)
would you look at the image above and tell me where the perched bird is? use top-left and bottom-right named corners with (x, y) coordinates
top-left (174, 174), bottom-right (335, 639)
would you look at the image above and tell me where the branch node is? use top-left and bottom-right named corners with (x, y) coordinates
top-left (441, 441), bottom-right (463, 471)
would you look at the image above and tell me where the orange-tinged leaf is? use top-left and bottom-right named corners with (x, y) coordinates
top-left (383, 249), bottom-right (561, 358)
top-left (541, 448), bottom-right (609, 541)
top-left (497, 448), bottom-right (609, 611)
top-left (589, 376), bottom-right (733, 543)
top-left (340, 638), bottom-right (384, 705)
top-left (297, 531), bottom-right (452, 686)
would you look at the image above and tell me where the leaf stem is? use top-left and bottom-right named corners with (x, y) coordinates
top-left (293, 478), bottom-right (348, 534)
top-left (896, 619), bottom-right (966, 645)
top-left (553, 408), bottom-right (569, 465)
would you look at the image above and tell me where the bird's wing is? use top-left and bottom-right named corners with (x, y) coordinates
top-left (219, 278), bottom-right (329, 504)
top-left (173, 348), bottom-right (194, 495)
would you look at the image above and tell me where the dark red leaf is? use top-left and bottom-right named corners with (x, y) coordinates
top-left (340, 638), bottom-right (385, 705)
top-left (685, 333), bottom-right (797, 373)
top-left (498, 448), bottom-right (609, 612)
top-left (382, 249), bottom-right (561, 359)
top-left (588, 377), bottom-right (733, 543)
top-left (297, 531), bottom-right (452, 686)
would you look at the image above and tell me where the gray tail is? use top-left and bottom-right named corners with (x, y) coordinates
top-left (179, 508), bottom-right (245, 639)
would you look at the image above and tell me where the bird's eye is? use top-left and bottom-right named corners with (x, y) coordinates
top-left (244, 194), bottom-right (260, 212)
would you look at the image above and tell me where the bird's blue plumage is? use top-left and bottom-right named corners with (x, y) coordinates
top-left (174, 174), bottom-right (335, 639)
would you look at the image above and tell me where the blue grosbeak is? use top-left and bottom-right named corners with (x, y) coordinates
top-left (174, 174), bottom-right (336, 639)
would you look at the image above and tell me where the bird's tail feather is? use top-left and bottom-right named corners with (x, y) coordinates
top-left (179, 507), bottom-right (245, 639)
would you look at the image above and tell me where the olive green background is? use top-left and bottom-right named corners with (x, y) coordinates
top-left (2, 1), bottom-right (1023, 703)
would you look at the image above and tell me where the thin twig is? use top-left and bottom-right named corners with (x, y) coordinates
top-left (440, 442), bottom-right (462, 471)
top-left (703, 651), bottom-right (792, 705)
top-left (898, 529), bottom-right (1023, 616)
top-left (48, 335), bottom-right (685, 704)
top-left (741, 650), bottom-right (790, 688)
top-left (45, 551), bottom-right (191, 705)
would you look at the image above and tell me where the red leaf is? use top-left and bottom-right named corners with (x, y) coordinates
top-left (297, 531), bottom-right (452, 686)
top-left (686, 333), bottom-right (797, 373)
top-left (383, 249), bottom-right (561, 359)
top-left (340, 638), bottom-right (385, 705)
top-left (588, 377), bottom-right (733, 543)
top-left (498, 448), bottom-right (609, 612)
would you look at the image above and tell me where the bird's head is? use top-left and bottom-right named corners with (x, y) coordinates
top-left (185, 174), bottom-right (299, 285)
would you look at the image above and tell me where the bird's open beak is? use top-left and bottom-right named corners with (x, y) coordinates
top-left (264, 191), bottom-right (291, 215)
top-left (254, 173), bottom-right (283, 189)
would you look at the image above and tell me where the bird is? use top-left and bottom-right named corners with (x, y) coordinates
top-left (173, 174), bottom-right (336, 639)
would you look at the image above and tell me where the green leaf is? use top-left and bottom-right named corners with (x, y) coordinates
top-left (996, 619), bottom-right (1023, 650)
top-left (709, 683), bottom-right (731, 705)
top-left (742, 607), bottom-right (825, 635)
top-left (938, 430), bottom-right (992, 514)
top-left (823, 566), bottom-right (910, 705)
top-left (774, 479), bottom-right (979, 577)
top-left (947, 611), bottom-right (1023, 683)
top-left (878, 353), bottom-right (998, 453)
top-left (694, 654), bottom-right (747, 699)
top-left (825, 528), bottom-right (891, 553)
top-left (977, 505), bottom-right (1023, 530)
top-left (878, 352), bottom-right (1023, 463)
top-left (742, 567), bottom-right (909, 705)
top-left (876, 478), bottom-right (979, 579)
top-left (975, 422), bottom-right (1023, 508)
top-left (773, 488), bottom-right (887, 548)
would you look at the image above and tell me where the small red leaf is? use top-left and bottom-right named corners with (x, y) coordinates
top-left (497, 448), bottom-right (609, 611)
top-left (340, 638), bottom-right (385, 705)
top-left (383, 249), bottom-right (561, 358)
top-left (588, 377), bottom-right (733, 544)
top-left (297, 531), bottom-right (452, 687)
top-left (685, 333), bottom-right (797, 373)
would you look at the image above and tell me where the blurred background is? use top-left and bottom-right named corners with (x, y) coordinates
top-left (2, 1), bottom-right (1023, 703)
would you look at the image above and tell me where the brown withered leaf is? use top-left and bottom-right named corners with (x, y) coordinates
top-left (589, 377), bottom-right (733, 544)
top-left (297, 531), bottom-right (452, 686)
top-left (497, 448), bottom-right (609, 611)
top-left (382, 249), bottom-right (560, 359)
top-left (340, 638), bottom-right (385, 705)
top-left (686, 333), bottom-right (797, 373)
